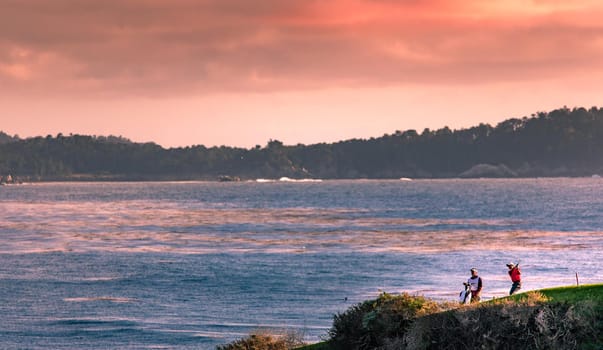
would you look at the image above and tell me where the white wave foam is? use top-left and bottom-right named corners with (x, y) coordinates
top-left (79, 277), bottom-right (119, 282)
top-left (63, 296), bottom-right (136, 303)
top-left (279, 177), bottom-right (322, 182)
top-left (256, 178), bottom-right (322, 183)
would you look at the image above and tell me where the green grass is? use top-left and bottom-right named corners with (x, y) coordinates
top-left (296, 342), bottom-right (332, 350)
top-left (534, 283), bottom-right (603, 302)
top-left (492, 283), bottom-right (603, 304)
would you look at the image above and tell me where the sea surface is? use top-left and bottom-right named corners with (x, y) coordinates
top-left (0, 179), bottom-right (602, 349)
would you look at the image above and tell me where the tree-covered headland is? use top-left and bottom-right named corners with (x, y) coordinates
top-left (1, 106), bottom-right (603, 181)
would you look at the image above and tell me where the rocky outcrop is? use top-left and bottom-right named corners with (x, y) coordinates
top-left (459, 164), bottom-right (518, 178)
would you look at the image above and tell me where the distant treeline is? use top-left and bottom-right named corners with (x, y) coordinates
top-left (1, 106), bottom-right (603, 181)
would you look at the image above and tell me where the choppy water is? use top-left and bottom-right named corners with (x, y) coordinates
top-left (0, 179), bottom-right (602, 349)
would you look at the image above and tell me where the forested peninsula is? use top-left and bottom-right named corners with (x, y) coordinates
top-left (2, 106), bottom-right (603, 182)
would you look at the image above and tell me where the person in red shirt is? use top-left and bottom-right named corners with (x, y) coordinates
top-left (506, 262), bottom-right (521, 295)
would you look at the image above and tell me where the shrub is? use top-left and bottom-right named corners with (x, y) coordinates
top-left (327, 290), bottom-right (603, 349)
top-left (216, 331), bottom-right (305, 350)
top-left (405, 297), bottom-right (602, 350)
top-left (327, 292), bottom-right (444, 350)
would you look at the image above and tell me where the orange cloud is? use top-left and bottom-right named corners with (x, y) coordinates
top-left (1, 0), bottom-right (602, 97)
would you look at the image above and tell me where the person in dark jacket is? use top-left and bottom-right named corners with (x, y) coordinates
top-left (467, 268), bottom-right (483, 302)
top-left (507, 262), bottom-right (521, 295)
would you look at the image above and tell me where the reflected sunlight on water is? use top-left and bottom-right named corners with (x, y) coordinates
top-left (1, 201), bottom-right (601, 255)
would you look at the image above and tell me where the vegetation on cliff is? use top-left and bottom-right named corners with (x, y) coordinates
top-left (319, 284), bottom-right (603, 350)
top-left (218, 284), bottom-right (603, 350)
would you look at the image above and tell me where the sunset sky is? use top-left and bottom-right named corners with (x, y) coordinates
top-left (2, 0), bottom-right (603, 148)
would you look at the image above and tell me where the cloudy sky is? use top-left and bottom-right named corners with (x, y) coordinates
top-left (2, 0), bottom-right (603, 147)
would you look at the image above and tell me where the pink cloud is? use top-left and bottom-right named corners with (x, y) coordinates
top-left (0, 0), bottom-right (602, 97)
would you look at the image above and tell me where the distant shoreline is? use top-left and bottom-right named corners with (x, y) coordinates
top-left (3, 174), bottom-right (602, 184)
top-left (2, 107), bottom-right (603, 183)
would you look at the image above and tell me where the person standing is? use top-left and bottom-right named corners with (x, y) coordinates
top-left (467, 268), bottom-right (483, 303)
top-left (507, 262), bottom-right (521, 295)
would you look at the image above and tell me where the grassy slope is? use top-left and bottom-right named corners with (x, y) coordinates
top-left (297, 343), bottom-right (332, 350)
top-left (297, 283), bottom-right (603, 350)
top-left (526, 284), bottom-right (603, 303)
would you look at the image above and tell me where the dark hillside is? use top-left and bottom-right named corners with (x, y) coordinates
top-left (2, 106), bottom-right (603, 180)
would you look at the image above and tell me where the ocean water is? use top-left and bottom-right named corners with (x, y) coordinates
top-left (0, 179), bottom-right (602, 349)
